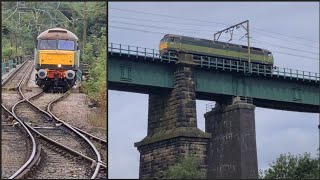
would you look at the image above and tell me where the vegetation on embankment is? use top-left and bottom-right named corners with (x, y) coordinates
top-left (77, 2), bottom-right (107, 114)
top-left (82, 28), bottom-right (107, 114)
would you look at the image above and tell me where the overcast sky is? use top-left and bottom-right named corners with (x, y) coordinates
top-left (108, 2), bottom-right (319, 179)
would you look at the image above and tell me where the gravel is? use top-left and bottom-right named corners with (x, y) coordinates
top-left (51, 93), bottom-right (107, 141)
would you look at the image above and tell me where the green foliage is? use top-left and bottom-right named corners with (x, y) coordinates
top-left (259, 151), bottom-right (319, 179)
top-left (82, 27), bottom-right (107, 112)
top-left (1, 2), bottom-right (106, 60)
top-left (2, 2), bottom-right (81, 60)
top-left (163, 155), bottom-right (206, 179)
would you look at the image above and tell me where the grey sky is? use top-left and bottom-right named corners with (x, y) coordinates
top-left (108, 2), bottom-right (319, 179)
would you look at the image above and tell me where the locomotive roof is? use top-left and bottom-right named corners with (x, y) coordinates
top-left (37, 28), bottom-right (78, 40)
top-left (163, 34), bottom-right (271, 53)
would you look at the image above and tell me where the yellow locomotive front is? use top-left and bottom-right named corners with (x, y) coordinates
top-left (34, 28), bottom-right (80, 91)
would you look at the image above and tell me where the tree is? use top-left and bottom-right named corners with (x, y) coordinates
top-left (82, 27), bottom-right (106, 112)
top-left (163, 155), bottom-right (206, 179)
top-left (259, 152), bottom-right (319, 179)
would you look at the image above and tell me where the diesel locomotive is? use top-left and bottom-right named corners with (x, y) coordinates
top-left (159, 34), bottom-right (274, 69)
top-left (34, 28), bottom-right (80, 91)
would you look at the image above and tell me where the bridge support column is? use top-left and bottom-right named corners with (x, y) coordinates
top-left (205, 100), bottom-right (258, 179)
top-left (135, 53), bottom-right (210, 179)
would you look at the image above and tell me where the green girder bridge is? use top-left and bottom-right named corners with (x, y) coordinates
top-left (108, 43), bottom-right (319, 113)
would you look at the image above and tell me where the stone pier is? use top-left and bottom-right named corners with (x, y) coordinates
top-left (135, 53), bottom-right (210, 179)
top-left (205, 100), bottom-right (258, 179)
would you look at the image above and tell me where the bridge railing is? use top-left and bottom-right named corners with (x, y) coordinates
top-left (109, 43), bottom-right (160, 59)
top-left (108, 43), bottom-right (319, 83)
top-left (194, 56), bottom-right (319, 82)
top-left (108, 43), bottom-right (180, 63)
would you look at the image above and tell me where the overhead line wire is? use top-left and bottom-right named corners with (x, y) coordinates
top-left (109, 7), bottom-right (319, 45)
top-left (109, 15), bottom-right (319, 49)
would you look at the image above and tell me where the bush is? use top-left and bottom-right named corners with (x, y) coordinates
top-left (82, 27), bottom-right (107, 113)
top-left (259, 151), bottom-right (319, 179)
top-left (164, 154), bottom-right (206, 179)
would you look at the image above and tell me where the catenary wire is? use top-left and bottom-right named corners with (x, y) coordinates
top-left (109, 7), bottom-right (319, 46)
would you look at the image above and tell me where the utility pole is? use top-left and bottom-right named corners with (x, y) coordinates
top-left (72, 10), bottom-right (75, 32)
top-left (10, 33), bottom-right (13, 59)
top-left (83, 2), bottom-right (87, 53)
top-left (247, 21), bottom-right (250, 67)
top-left (18, 11), bottom-right (21, 54)
top-left (214, 20), bottom-right (251, 72)
top-left (15, 30), bottom-right (17, 55)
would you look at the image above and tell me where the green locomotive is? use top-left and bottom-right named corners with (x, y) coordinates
top-left (159, 34), bottom-right (274, 69)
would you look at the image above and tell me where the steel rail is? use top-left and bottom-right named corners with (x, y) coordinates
top-left (3, 60), bottom-right (39, 179)
top-left (17, 86), bottom-right (104, 178)
top-left (46, 91), bottom-right (107, 144)
top-left (46, 91), bottom-right (107, 168)
top-left (12, 91), bottom-right (107, 168)
top-left (45, 91), bottom-right (105, 178)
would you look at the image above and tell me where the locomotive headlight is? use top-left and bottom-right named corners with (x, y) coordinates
top-left (58, 64), bottom-right (61, 68)
top-left (65, 70), bottom-right (75, 80)
top-left (37, 69), bottom-right (47, 79)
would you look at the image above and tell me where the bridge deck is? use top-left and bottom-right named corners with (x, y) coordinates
top-left (108, 43), bottom-right (320, 113)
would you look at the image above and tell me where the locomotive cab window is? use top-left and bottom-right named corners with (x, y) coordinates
top-left (58, 40), bottom-right (75, 51)
top-left (161, 37), bottom-right (170, 43)
top-left (38, 40), bottom-right (56, 50)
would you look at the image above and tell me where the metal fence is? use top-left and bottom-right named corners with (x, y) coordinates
top-left (2, 59), bottom-right (15, 75)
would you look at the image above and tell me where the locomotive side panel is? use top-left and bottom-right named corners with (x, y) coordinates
top-left (159, 34), bottom-right (274, 66)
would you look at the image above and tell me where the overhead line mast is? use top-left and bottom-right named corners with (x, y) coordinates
top-left (214, 20), bottom-right (251, 72)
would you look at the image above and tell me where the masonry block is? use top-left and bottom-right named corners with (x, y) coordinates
top-left (135, 54), bottom-right (210, 179)
top-left (205, 102), bottom-right (258, 179)
top-left (136, 135), bottom-right (209, 179)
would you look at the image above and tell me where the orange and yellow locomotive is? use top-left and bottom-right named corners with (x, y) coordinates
top-left (34, 28), bottom-right (80, 91)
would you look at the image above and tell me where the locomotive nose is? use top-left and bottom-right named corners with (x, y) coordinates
top-left (65, 70), bottom-right (75, 80)
top-left (38, 69), bottom-right (47, 79)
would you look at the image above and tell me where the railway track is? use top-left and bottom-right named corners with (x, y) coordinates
top-left (14, 85), bottom-right (105, 179)
top-left (2, 59), bottom-right (41, 179)
top-left (27, 91), bottom-right (107, 177)
top-left (1, 109), bottom-right (34, 179)
top-left (47, 92), bottom-right (107, 167)
top-left (2, 58), bottom-right (107, 179)
top-left (2, 60), bottom-right (32, 91)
